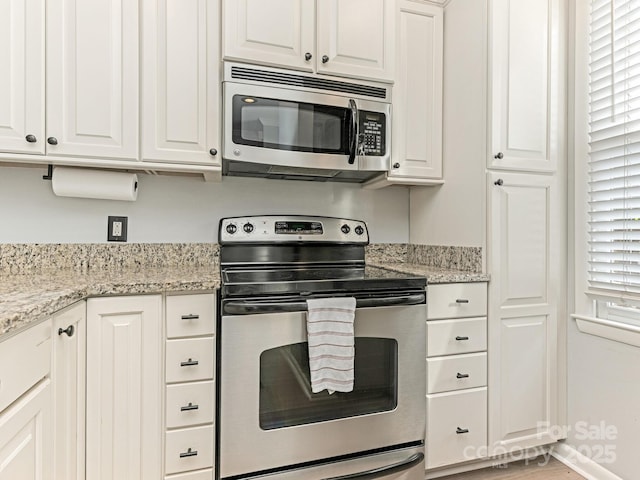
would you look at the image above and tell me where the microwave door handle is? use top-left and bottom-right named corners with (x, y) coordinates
top-left (348, 99), bottom-right (358, 165)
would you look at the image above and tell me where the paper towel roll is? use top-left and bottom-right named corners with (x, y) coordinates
top-left (51, 167), bottom-right (139, 201)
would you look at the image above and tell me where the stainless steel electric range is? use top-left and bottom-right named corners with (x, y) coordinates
top-left (217, 215), bottom-right (426, 480)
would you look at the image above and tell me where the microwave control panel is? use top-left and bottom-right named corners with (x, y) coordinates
top-left (358, 111), bottom-right (386, 156)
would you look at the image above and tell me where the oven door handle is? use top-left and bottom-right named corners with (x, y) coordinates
top-left (224, 293), bottom-right (425, 315)
top-left (322, 452), bottom-right (424, 480)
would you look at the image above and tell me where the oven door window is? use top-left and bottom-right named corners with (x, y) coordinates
top-left (259, 338), bottom-right (398, 430)
top-left (232, 95), bottom-right (351, 154)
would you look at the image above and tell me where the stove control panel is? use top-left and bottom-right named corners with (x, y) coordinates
top-left (219, 216), bottom-right (369, 244)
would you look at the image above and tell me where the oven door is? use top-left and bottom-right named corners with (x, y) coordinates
top-left (219, 304), bottom-right (426, 479)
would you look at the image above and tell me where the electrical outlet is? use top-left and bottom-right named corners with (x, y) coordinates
top-left (107, 216), bottom-right (128, 242)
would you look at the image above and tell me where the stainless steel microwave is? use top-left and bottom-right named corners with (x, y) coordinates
top-left (222, 62), bottom-right (392, 182)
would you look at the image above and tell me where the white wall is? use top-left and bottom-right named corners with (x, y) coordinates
top-left (0, 165), bottom-right (410, 243)
top-left (409, 0), bottom-right (486, 249)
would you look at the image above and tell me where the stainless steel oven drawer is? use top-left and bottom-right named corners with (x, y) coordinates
top-left (234, 445), bottom-right (424, 480)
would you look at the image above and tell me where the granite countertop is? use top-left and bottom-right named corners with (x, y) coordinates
top-left (0, 266), bottom-right (221, 339)
top-left (367, 262), bottom-right (490, 284)
top-left (0, 261), bottom-right (488, 340)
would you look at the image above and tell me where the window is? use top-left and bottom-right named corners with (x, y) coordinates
top-left (588, 0), bottom-right (640, 319)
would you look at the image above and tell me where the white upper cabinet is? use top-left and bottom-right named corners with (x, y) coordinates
top-left (142, 0), bottom-right (220, 165)
top-left (223, 0), bottom-right (394, 83)
top-left (46, 0), bottom-right (139, 160)
top-left (223, 0), bottom-right (314, 72)
top-left (0, 0), bottom-right (44, 155)
top-left (488, 0), bottom-right (562, 172)
top-left (316, 0), bottom-right (394, 82)
top-left (388, 0), bottom-right (443, 181)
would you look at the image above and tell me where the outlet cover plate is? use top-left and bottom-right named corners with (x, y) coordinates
top-left (107, 216), bottom-right (128, 242)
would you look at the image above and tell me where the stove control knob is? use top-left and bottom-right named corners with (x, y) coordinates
top-left (354, 225), bottom-right (365, 236)
top-left (226, 224), bottom-right (237, 235)
top-left (341, 224), bottom-right (351, 234)
top-left (243, 222), bottom-right (254, 233)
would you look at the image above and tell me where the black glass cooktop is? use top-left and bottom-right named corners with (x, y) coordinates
top-left (221, 265), bottom-right (426, 297)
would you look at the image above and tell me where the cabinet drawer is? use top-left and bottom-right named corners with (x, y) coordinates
top-left (427, 317), bottom-right (486, 357)
top-left (165, 469), bottom-right (213, 480)
top-left (166, 381), bottom-right (215, 428)
top-left (427, 283), bottom-right (487, 320)
top-left (0, 320), bottom-right (52, 412)
top-left (166, 338), bottom-right (215, 383)
top-left (426, 388), bottom-right (487, 469)
top-left (165, 425), bottom-right (214, 475)
top-left (166, 294), bottom-right (216, 339)
top-left (427, 352), bottom-right (487, 394)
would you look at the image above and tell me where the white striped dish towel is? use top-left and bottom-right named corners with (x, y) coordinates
top-left (306, 297), bottom-right (356, 394)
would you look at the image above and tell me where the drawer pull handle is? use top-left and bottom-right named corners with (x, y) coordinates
top-left (455, 299), bottom-right (469, 304)
top-left (179, 447), bottom-right (198, 458)
top-left (456, 427), bottom-right (470, 434)
top-left (456, 373), bottom-right (470, 379)
top-left (180, 402), bottom-right (199, 412)
top-left (455, 336), bottom-right (469, 341)
top-left (58, 325), bottom-right (75, 337)
top-left (181, 314), bottom-right (200, 320)
top-left (180, 358), bottom-right (199, 367)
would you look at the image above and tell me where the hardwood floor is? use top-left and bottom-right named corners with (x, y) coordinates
top-left (437, 457), bottom-right (585, 479)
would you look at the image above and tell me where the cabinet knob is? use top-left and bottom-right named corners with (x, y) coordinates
top-left (181, 314), bottom-right (200, 320)
top-left (393, 163), bottom-right (400, 169)
top-left (494, 152), bottom-right (504, 159)
top-left (25, 134), bottom-right (37, 143)
top-left (305, 52), bottom-right (312, 61)
top-left (455, 298), bottom-right (469, 304)
top-left (180, 402), bottom-right (199, 412)
top-left (58, 325), bottom-right (75, 337)
top-left (456, 373), bottom-right (470, 379)
top-left (47, 137), bottom-right (58, 145)
top-left (209, 148), bottom-right (217, 156)
top-left (322, 55), bottom-right (329, 64)
top-left (455, 336), bottom-right (469, 341)
top-left (494, 178), bottom-right (504, 186)
top-left (456, 427), bottom-right (470, 434)
top-left (180, 358), bottom-right (199, 367)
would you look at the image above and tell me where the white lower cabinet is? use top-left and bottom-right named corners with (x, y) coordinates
top-left (164, 293), bottom-right (216, 480)
top-left (0, 319), bottom-right (53, 480)
top-left (427, 388), bottom-right (487, 469)
top-left (426, 283), bottom-right (488, 471)
top-left (52, 302), bottom-right (86, 480)
top-left (0, 379), bottom-right (52, 480)
top-left (86, 295), bottom-right (163, 480)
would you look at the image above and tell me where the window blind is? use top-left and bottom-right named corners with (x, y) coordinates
top-left (589, 0), bottom-right (640, 297)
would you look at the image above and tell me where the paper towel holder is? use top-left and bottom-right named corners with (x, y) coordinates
top-left (43, 164), bottom-right (53, 181)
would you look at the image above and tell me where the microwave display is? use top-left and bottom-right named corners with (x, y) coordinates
top-left (359, 111), bottom-right (386, 156)
top-left (232, 95), bottom-right (350, 155)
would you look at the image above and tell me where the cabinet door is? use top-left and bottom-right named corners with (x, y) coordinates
top-left (86, 296), bottom-right (162, 480)
top-left (488, 0), bottom-right (563, 172)
top-left (52, 302), bottom-right (86, 480)
top-left (223, 0), bottom-right (314, 71)
top-left (46, 0), bottom-right (139, 159)
top-left (0, 379), bottom-right (52, 480)
top-left (142, 0), bottom-right (220, 165)
top-left (316, 0), bottom-right (394, 82)
top-left (390, 1), bottom-right (442, 179)
top-left (487, 172), bottom-right (561, 452)
top-left (0, 0), bottom-right (44, 155)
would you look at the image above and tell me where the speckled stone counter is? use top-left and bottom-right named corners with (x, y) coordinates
top-left (0, 266), bottom-right (221, 339)
top-left (367, 261), bottom-right (490, 284)
top-left (0, 242), bottom-right (488, 339)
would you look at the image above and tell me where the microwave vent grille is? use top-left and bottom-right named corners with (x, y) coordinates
top-left (230, 66), bottom-right (388, 100)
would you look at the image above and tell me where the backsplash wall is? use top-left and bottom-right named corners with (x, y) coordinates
top-left (0, 165), bottom-right (410, 244)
